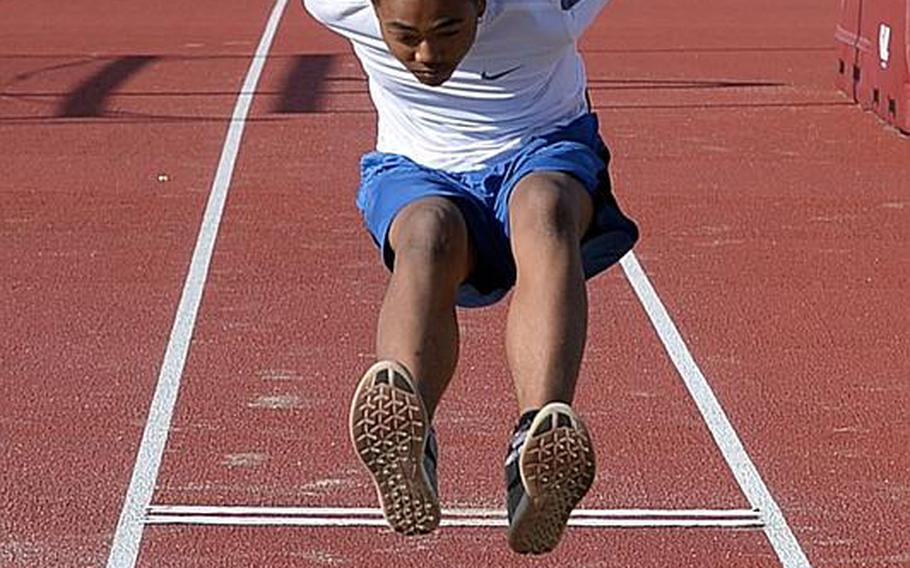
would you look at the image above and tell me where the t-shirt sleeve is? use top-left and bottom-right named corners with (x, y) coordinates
top-left (302, 0), bottom-right (376, 42)
top-left (302, 0), bottom-right (331, 26)
top-left (561, 0), bottom-right (612, 39)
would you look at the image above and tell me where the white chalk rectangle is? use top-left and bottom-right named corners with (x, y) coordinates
top-left (144, 515), bottom-right (763, 529)
top-left (144, 504), bottom-right (764, 529)
top-left (147, 504), bottom-right (762, 520)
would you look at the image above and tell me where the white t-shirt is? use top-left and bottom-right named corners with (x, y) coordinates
top-left (304, 0), bottom-right (610, 172)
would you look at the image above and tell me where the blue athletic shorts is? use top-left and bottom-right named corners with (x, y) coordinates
top-left (356, 112), bottom-right (638, 307)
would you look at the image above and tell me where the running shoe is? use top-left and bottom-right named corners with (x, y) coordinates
top-left (349, 360), bottom-right (440, 535)
top-left (504, 402), bottom-right (596, 554)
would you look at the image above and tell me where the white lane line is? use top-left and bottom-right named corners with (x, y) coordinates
top-left (144, 516), bottom-right (763, 529)
top-left (145, 516), bottom-right (764, 529)
top-left (105, 1), bottom-right (289, 567)
top-left (147, 504), bottom-right (762, 519)
top-left (620, 252), bottom-right (812, 568)
top-left (144, 505), bottom-right (764, 529)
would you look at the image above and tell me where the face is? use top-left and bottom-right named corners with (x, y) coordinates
top-left (373, 0), bottom-right (485, 86)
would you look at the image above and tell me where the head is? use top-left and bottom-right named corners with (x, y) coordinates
top-left (372, 0), bottom-right (485, 86)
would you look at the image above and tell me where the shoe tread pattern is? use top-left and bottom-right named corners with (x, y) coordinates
top-left (508, 405), bottom-right (595, 554)
top-left (349, 362), bottom-right (439, 535)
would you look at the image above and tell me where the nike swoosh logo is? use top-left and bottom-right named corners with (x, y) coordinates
top-left (480, 65), bottom-right (521, 81)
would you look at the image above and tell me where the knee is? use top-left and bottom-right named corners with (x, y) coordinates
top-left (390, 199), bottom-right (471, 269)
top-left (509, 177), bottom-right (589, 244)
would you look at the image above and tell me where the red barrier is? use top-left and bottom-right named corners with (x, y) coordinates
top-left (854, 0), bottom-right (909, 133)
top-left (835, 0), bottom-right (864, 100)
top-left (906, 0), bottom-right (910, 131)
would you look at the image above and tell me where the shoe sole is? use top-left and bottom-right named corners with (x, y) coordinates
top-left (348, 360), bottom-right (440, 535)
top-left (508, 402), bottom-right (596, 554)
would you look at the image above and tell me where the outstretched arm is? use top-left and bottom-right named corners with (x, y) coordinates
top-left (302, 0), bottom-right (377, 41)
top-left (563, 0), bottom-right (613, 39)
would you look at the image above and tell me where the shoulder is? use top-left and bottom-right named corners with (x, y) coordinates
top-left (559, 0), bottom-right (612, 37)
top-left (489, 0), bottom-right (610, 37)
top-left (302, 0), bottom-right (372, 26)
top-left (303, 0), bottom-right (381, 42)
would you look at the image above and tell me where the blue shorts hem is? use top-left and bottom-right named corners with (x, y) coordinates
top-left (356, 112), bottom-right (638, 308)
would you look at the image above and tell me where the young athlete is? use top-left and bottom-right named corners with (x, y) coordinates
top-left (304, 0), bottom-right (638, 554)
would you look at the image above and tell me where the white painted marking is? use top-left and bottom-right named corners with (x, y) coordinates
top-left (620, 252), bottom-right (813, 568)
top-left (147, 504), bottom-right (762, 520)
top-left (144, 516), bottom-right (763, 529)
top-left (145, 515), bottom-right (764, 529)
top-left (104, 2), bottom-right (289, 567)
top-left (879, 23), bottom-right (892, 69)
top-left (144, 504), bottom-right (763, 529)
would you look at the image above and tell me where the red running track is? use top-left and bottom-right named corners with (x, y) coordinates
top-left (1, 0), bottom-right (907, 567)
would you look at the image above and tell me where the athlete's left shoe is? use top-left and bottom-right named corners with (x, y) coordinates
top-left (349, 360), bottom-right (440, 536)
top-left (504, 402), bottom-right (596, 554)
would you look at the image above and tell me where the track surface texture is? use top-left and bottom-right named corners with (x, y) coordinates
top-left (1, 0), bottom-right (907, 567)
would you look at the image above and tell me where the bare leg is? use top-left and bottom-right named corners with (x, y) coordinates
top-left (506, 172), bottom-right (593, 413)
top-left (376, 196), bottom-right (475, 420)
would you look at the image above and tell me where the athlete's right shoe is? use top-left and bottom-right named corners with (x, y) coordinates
top-left (349, 360), bottom-right (440, 535)
top-left (504, 402), bottom-right (596, 554)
